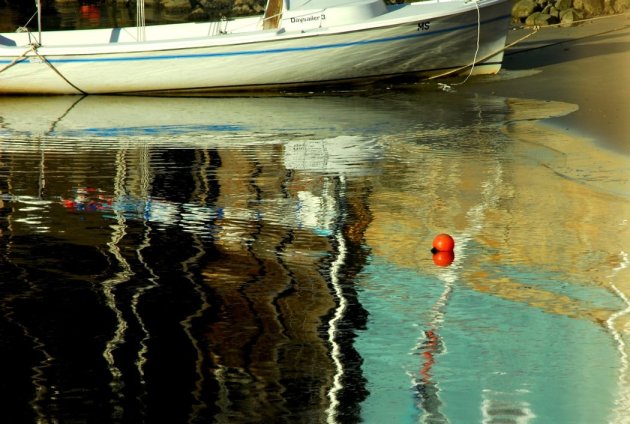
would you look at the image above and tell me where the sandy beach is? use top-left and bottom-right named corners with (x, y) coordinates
top-left (463, 13), bottom-right (630, 155)
top-left (455, 14), bottom-right (630, 327)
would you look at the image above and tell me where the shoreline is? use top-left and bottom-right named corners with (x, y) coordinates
top-left (460, 14), bottom-right (630, 294)
top-left (462, 13), bottom-right (630, 156)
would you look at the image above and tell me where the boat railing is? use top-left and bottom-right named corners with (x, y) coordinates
top-left (207, 18), bottom-right (231, 36)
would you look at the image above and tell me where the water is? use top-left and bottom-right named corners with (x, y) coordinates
top-left (0, 88), bottom-right (628, 423)
top-left (2, 4), bottom-right (630, 424)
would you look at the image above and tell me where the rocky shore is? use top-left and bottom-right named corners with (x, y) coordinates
top-left (512, 0), bottom-right (630, 26)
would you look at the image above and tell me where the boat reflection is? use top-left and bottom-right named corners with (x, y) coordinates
top-left (0, 93), bottom-right (402, 422)
top-left (0, 91), bottom-right (627, 423)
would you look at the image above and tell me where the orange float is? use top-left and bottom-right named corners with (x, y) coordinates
top-left (432, 233), bottom-right (455, 252)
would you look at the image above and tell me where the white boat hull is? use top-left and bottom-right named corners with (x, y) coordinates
top-left (0, 0), bottom-right (511, 94)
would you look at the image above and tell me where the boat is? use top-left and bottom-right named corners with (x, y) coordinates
top-left (0, 0), bottom-right (511, 94)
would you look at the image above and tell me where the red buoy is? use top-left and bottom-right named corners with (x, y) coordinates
top-left (432, 233), bottom-right (455, 252)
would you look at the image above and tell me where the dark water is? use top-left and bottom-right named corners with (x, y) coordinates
top-left (2, 3), bottom-right (630, 424)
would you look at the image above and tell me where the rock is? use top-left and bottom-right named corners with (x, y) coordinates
top-left (525, 11), bottom-right (559, 25)
top-left (575, 0), bottom-right (605, 15)
top-left (188, 6), bottom-right (209, 21)
top-left (512, 0), bottom-right (538, 18)
top-left (203, 0), bottom-right (235, 18)
top-left (612, 0), bottom-right (630, 12)
top-left (162, 0), bottom-right (192, 13)
top-left (525, 11), bottom-right (541, 24)
top-left (554, 0), bottom-right (573, 10)
top-left (542, 4), bottom-right (561, 16)
top-left (232, 0), bottom-right (266, 16)
top-left (559, 7), bottom-right (583, 24)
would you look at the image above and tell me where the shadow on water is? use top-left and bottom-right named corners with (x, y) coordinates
top-left (0, 89), bottom-right (628, 423)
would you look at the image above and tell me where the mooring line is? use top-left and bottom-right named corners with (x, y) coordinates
top-left (30, 45), bottom-right (87, 94)
top-left (431, 10), bottom-right (630, 85)
top-left (0, 38), bottom-right (86, 94)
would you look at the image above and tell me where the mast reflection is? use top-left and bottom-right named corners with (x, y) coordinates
top-left (0, 96), bottom-right (379, 422)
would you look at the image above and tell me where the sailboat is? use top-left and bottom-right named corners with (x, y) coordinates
top-left (0, 0), bottom-right (511, 95)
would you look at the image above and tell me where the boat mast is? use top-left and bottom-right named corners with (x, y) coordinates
top-left (137, 0), bottom-right (146, 41)
top-left (263, 0), bottom-right (283, 30)
top-left (36, 0), bottom-right (42, 45)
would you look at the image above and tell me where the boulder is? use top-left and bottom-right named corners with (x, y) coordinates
top-left (554, 0), bottom-right (573, 9)
top-left (201, 0), bottom-right (235, 18)
top-left (512, 0), bottom-right (538, 17)
top-left (559, 7), bottom-right (583, 24)
top-left (188, 6), bottom-right (209, 20)
top-left (525, 11), bottom-right (560, 25)
top-left (612, 0), bottom-right (630, 12)
top-left (575, 0), bottom-right (605, 15)
top-left (542, 4), bottom-right (561, 16)
top-left (162, 0), bottom-right (192, 12)
top-left (233, 0), bottom-right (266, 15)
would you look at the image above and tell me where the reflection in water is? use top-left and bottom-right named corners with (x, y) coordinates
top-left (0, 90), bottom-right (628, 423)
top-left (410, 158), bottom-right (506, 424)
top-left (326, 179), bottom-right (349, 423)
top-left (607, 252), bottom-right (630, 424)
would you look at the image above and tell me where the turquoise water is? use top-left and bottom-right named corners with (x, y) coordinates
top-left (357, 258), bottom-right (621, 423)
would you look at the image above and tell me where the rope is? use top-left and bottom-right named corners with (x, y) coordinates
top-left (429, 9), bottom-right (630, 85)
top-left (428, 7), bottom-right (541, 83)
top-left (428, 26), bottom-right (541, 82)
top-left (30, 46), bottom-right (87, 94)
top-left (1, 24), bottom-right (86, 94)
top-left (0, 45), bottom-right (34, 75)
top-left (456, 0), bottom-right (481, 85)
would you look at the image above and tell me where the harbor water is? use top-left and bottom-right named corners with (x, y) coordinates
top-left (1, 3), bottom-right (630, 423)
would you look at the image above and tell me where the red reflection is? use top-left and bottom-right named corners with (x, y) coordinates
top-left (80, 5), bottom-right (100, 21)
top-left (432, 250), bottom-right (454, 267)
